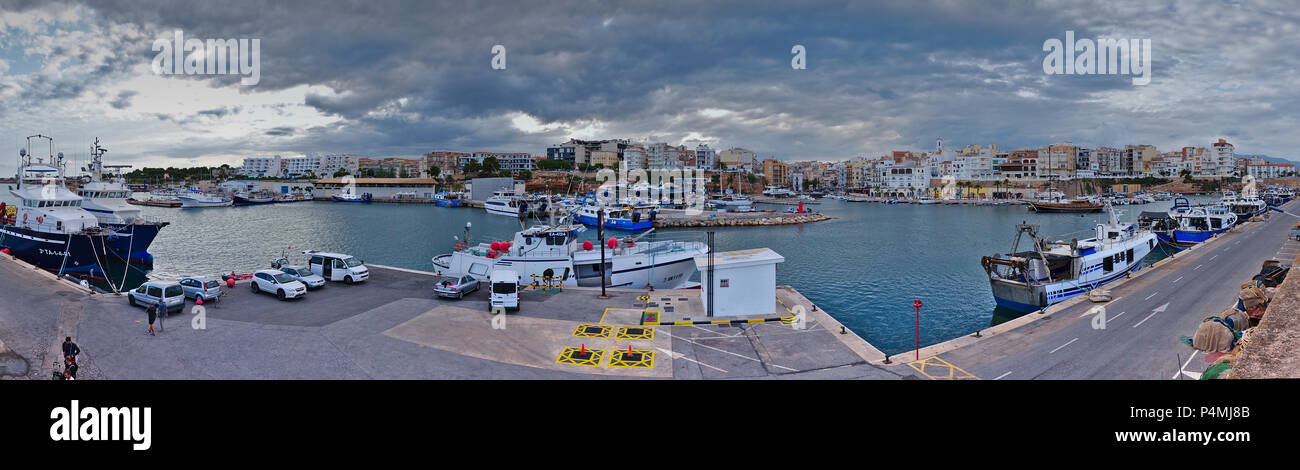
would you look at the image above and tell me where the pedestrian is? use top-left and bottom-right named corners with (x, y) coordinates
top-left (146, 301), bottom-right (158, 336)
top-left (62, 336), bottom-right (80, 362)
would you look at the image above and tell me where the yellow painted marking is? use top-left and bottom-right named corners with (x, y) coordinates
top-left (556, 347), bottom-right (606, 367)
top-left (572, 324), bottom-right (612, 338)
top-left (607, 348), bottom-right (655, 369)
top-left (907, 356), bottom-right (980, 380)
top-left (615, 326), bottom-right (655, 340)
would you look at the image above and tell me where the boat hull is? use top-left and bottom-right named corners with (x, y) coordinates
top-left (1029, 201), bottom-right (1104, 213)
top-left (178, 197), bottom-right (232, 208)
top-left (0, 225), bottom-right (111, 278)
top-left (233, 195), bottom-right (276, 205)
top-left (434, 198), bottom-right (461, 207)
top-left (101, 222), bottom-right (168, 265)
top-left (573, 213), bottom-right (653, 230)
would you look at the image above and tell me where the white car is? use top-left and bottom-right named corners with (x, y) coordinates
top-left (304, 250), bottom-right (369, 284)
top-left (277, 265), bottom-right (326, 289)
top-left (250, 269), bottom-right (308, 300)
top-left (489, 270), bottom-right (520, 312)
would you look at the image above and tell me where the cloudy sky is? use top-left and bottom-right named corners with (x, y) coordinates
top-left (2, 0), bottom-right (1298, 176)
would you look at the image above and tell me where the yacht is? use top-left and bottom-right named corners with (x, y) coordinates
top-left (762, 186), bottom-right (796, 198)
top-left (1220, 191), bottom-right (1266, 218)
top-left (981, 203), bottom-right (1157, 313)
top-left (432, 223), bottom-right (707, 289)
top-left (76, 138), bottom-right (169, 266)
top-left (1, 135), bottom-right (117, 279)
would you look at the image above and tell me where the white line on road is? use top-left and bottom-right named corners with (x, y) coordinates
top-left (1049, 338), bottom-right (1078, 354)
top-left (1133, 311), bottom-right (1158, 328)
top-left (1171, 350), bottom-right (1200, 380)
top-left (656, 347), bottom-right (728, 373)
top-left (1144, 291), bottom-right (1159, 301)
top-left (1193, 265), bottom-right (1202, 270)
top-left (993, 371), bottom-right (1012, 380)
top-left (1109, 311), bottom-right (1126, 321)
top-left (1210, 255), bottom-right (1218, 261)
top-left (1172, 276), bottom-right (1184, 284)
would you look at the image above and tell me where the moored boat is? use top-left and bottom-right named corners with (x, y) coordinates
top-left (1027, 199), bottom-right (1104, 213)
top-left (981, 203), bottom-right (1157, 313)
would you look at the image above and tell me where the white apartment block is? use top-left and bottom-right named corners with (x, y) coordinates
top-left (1212, 139), bottom-right (1235, 176)
top-left (240, 153), bottom-right (358, 178)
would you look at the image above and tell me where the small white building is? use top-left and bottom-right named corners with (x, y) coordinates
top-left (693, 248), bottom-right (785, 317)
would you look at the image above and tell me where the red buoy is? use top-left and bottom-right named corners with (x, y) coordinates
top-left (501, 241), bottom-right (511, 250)
top-left (488, 249), bottom-right (497, 257)
top-left (607, 237), bottom-right (619, 249)
top-left (490, 241), bottom-right (501, 251)
top-left (582, 240), bottom-right (593, 251)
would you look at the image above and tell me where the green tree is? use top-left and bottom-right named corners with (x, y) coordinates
top-left (480, 157), bottom-right (501, 175)
top-left (463, 160), bottom-right (482, 174)
top-left (518, 169), bottom-right (533, 181)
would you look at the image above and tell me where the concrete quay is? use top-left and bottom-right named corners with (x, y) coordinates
top-left (0, 256), bottom-right (895, 380)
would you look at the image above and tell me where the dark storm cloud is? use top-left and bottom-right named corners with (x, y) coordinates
top-left (108, 90), bottom-right (137, 109)
top-left (4, 0), bottom-right (1300, 167)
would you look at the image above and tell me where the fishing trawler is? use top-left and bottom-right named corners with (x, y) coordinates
top-left (981, 202), bottom-right (1157, 313)
top-left (571, 204), bottom-right (654, 230)
top-left (432, 221), bottom-right (707, 289)
top-left (1, 135), bottom-right (118, 279)
top-left (1220, 191), bottom-right (1266, 218)
top-left (433, 189), bottom-right (463, 207)
top-left (1150, 198), bottom-right (1237, 247)
top-left (76, 138), bottom-right (169, 266)
top-left (177, 190), bottom-right (233, 208)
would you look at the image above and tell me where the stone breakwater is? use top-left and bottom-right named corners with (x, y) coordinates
top-left (653, 212), bottom-right (832, 228)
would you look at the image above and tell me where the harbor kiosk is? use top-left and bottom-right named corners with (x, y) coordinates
top-left (693, 248), bottom-right (785, 317)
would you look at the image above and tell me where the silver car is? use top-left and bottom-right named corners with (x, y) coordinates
top-left (128, 281), bottom-right (185, 313)
top-left (278, 265), bottom-right (326, 289)
top-left (434, 274), bottom-right (480, 299)
top-left (179, 276), bottom-right (223, 303)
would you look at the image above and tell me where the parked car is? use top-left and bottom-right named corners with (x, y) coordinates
top-left (305, 251), bottom-right (369, 284)
top-left (128, 281), bottom-right (185, 313)
top-left (489, 270), bottom-right (520, 311)
top-left (179, 276), bottom-right (223, 303)
top-left (434, 274), bottom-right (479, 299)
top-left (277, 265), bottom-right (326, 289)
top-left (250, 269), bottom-right (308, 301)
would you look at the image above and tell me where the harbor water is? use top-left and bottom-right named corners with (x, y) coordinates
top-left (0, 193), bottom-right (1216, 354)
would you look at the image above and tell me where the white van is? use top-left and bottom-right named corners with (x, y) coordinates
top-left (305, 251), bottom-right (370, 284)
top-left (489, 270), bottom-right (520, 312)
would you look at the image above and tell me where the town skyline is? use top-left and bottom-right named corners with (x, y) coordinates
top-left (4, 1), bottom-right (1299, 176)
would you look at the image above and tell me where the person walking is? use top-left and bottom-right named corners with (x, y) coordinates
top-left (146, 302), bottom-right (158, 336)
top-left (61, 336), bottom-right (80, 361)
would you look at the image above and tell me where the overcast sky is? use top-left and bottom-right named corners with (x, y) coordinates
top-left (2, 0), bottom-right (1298, 175)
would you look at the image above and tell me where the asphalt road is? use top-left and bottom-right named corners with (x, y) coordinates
top-left (933, 199), bottom-right (1299, 380)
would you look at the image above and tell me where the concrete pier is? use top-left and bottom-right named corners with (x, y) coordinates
top-left (0, 255), bottom-right (895, 380)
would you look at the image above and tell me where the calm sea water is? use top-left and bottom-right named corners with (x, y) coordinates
top-left (1, 192), bottom-right (1215, 354)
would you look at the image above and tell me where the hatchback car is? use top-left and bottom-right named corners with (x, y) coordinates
top-left (434, 274), bottom-right (480, 299)
top-left (250, 269), bottom-right (308, 300)
top-left (277, 265), bottom-right (326, 289)
top-left (179, 276), bottom-right (223, 303)
top-left (128, 281), bottom-right (185, 313)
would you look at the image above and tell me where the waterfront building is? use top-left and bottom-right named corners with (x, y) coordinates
top-left (358, 157), bottom-right (423, 177)
top-left (997, 150), bottom-right (1039, 180)
top-left (622, 145), bottom-right (647, 170)
top-left (695, 144), bottom-right (716, 169)
top-left (240, 153), bottom-right (358, 178)
top-left (312, 177), bottom-right (439, 199)
top-left (717, 147), bottom-right (757, 171)
top-left (882, 165), bottom-right (929, 193)
top-left (547, 138), bottom-right (629, 167)
top-left (462, 152), bottom-right (537, 172)
top-left (1212, 139), bottom-right (1236, 176)
top-left (589, 150), bottom-right (619, 168)
top-left (1246, 163), bottom-right (1296, 179)
top-left (424, 151), bottom-right (471, 175)
top-left (762, 159), bottom-right (788, 186)
top-left (694, 248), bottom-right (785, 317)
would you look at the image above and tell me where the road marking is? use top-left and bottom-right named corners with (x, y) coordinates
top-left (1193, 265), bottom-right (1202, 270)
top-left (1132, 303), bottom-right (1169, 328)
top-left (656, 347), bottom-right (727, 373)
top-left (1172, 350), bottom-right (1199, 380)
top-left (1109, 311), bottom-right (1126, 321)
top-left (658, 329), bottom-right (797, 372)
top-left (993, 371), bottom-right (1012, 380)
top-left (1049, 337), bottom-right (1078, 354)
top-left (1144, 291), bottom-right (1159, 301)
top-left (1172, 276), bottom-right (1184, 284)
top-left (1210, 255), bottom-right (1218, 261)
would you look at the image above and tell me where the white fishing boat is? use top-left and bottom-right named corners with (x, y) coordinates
top-left (981, 202), bottom-right (1157, 313)
top-left (484, 190), bottom-right (529, 217)
top-left (177, 190), bottom-right (233, 208)
top-left (432, 222), bottom-right (707, 289)
top-left (75, 138), bottom-right (169, 265)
